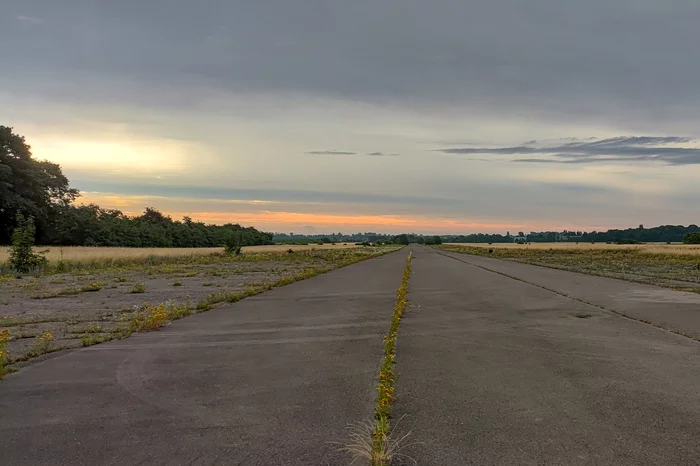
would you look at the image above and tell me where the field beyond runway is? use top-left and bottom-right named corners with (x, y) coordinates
top-left (0, 243), bottom-right (360, 263)
top-left (446, 241), bottom-right (700, 254)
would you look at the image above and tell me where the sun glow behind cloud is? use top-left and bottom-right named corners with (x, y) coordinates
top-left (30, 137), bottom-right (189, 175)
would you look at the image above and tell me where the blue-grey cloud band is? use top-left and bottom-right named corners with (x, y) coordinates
top-left (437, 137), bottom-right (700, 165)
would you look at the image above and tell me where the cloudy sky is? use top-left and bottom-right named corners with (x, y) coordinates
top-left (2, 0), bottom-right (700, 234)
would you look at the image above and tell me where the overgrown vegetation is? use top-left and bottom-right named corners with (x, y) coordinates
top-left (1, 246), bottom-right (402, 376)
top-left (30, 281), bottom-right (105, 299)
top-left (26, 331), bottom-right (56, 358)
top-left (81, 334), bottom-right (113, 347)
top-left (368, 252), bottom-right (412, 466)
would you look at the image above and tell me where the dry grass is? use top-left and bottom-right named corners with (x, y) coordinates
top-left (339, 418), bottom-right (416, 465)
top-left (447, 242), bottom-right (700, 255)
top-left (0, 243), bottom-right (359, 264)
top-left (439, 244), bottom-right (700, 291)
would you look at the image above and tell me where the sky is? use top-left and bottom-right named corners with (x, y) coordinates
top-left (2, 0), bottom-right (700, 234)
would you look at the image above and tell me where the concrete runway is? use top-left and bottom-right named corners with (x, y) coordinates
top-left (2, 245), bottom-right (699, 465)
top-left (393, 246), bottom-right (700, 465)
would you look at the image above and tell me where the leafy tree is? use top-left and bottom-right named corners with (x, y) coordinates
top-left (0, 126), bottom-right (79, 243)
top-left (392, 234), bottom-right (410, 245)
top-left (684, 232), bottom-right (700, 244)
top-left (8, 214), bottom-right (46, 273)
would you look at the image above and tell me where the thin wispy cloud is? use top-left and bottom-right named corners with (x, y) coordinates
top-left (305, 150), bottom-right (356, 155)
top-left (366, 152), bottom-right (399, 156)
top-left (438, 137), bottom-right (700, 165)
top-left (16, 15), bottom-right (44, 24)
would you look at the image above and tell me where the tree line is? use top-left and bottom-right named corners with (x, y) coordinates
top-left (444, 224), bottom-right (700, 244)
top-left (1, 126), bottom-right (273, 247)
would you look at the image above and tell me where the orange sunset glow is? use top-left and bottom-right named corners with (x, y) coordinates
top-left (77, 192), bottom-right (604, 234)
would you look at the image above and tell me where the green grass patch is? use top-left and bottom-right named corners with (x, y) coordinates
top-left (0, 315), bottom-right (65, 328)
top-left (130, 283), bottom-right (147, 294)
top-left (81, 334), bottom-right (114, 347)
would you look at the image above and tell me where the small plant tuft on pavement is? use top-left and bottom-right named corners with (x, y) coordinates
top-left (130, 283), bottom-right (147, 294)
top-left (27, 331), bottom-right (56, 358)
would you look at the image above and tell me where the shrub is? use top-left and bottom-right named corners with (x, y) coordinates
top-left (8, 214), bottom-right (47, 274)
top-left (224, 232), bottom-right (243, 255)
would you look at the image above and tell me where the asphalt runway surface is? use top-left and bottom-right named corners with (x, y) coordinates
top-left (393, 246), bottom-right (700, 465)
top-left (2, 245), bottom-right (699, 465)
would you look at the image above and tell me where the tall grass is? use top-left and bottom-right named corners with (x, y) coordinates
top-left (0, 245), bottom-right (398, 276)
top-left (0, 244), bottom-right (361, 264)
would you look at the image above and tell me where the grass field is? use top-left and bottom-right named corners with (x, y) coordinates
top-left (439, 243), bottom-right (700, 292)
top-left (0, 243), bottom-right (359, 265)
top-left (446, 242), bottom-right (700, 255)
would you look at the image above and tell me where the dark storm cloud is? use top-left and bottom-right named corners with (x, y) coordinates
top-left (4, 0), bottom-right (700, 128)
top-left (438, 137), bottom-right (700, 165)
top-left (305, 150), bottom-right (356, 155)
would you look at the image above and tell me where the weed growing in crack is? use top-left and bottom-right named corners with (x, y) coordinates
top-left (343, 251), bottom-right (413, 466)
top-left (339, 417), bottom-right (416, 465)
top-left (81, 334), bottom-right (114, 347)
